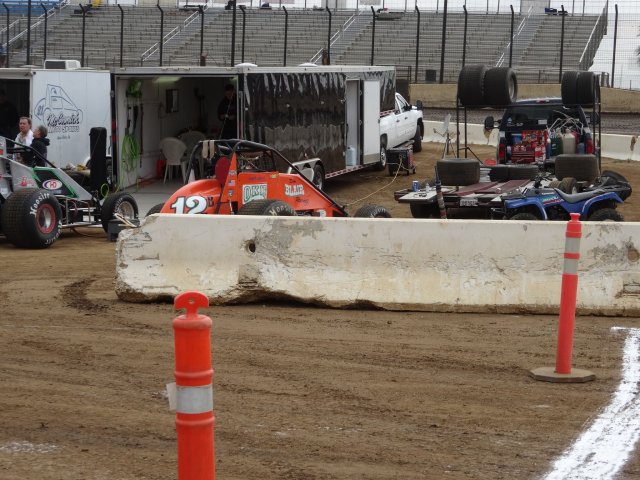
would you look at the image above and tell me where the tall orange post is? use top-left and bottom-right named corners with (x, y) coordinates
top-left (555, 212), bottom-right (581, 374)
top-left (530, 213), bottom-right (594, 383)
top-left (173, 291), bottom-right (215, 479)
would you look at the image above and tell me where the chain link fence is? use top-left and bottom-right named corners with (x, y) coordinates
top-left (0, 1), bottom-right (637, 89)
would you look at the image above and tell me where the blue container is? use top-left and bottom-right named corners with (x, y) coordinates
top-left (512, 133), bottom-right (522, 144)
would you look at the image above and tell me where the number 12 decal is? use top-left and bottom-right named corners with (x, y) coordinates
top-left (170, 195), bottom-right (208, 214)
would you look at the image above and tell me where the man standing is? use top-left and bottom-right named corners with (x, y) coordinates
top-left (15, 116), bottom-right (33, 146)
top-left (217, 83), bottom-right (237, 140)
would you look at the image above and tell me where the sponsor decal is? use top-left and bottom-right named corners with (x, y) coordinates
top-left (34, 84), bottom-right (84, 135)
top-left (227, 180), bottom-right (235, 187)
top-left (242, 184), bottom-right (267, 204)
top-left (20, 176), bottom-right (36, 187)
top-left (42, 179), bottom-right (63, 190)
top-left (541, 194), bottom-right (561, 204)
top-left (285, 184), bottom-right (304, 197)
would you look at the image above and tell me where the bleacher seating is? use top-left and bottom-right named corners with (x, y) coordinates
top-left (0, 5), bottom-right (604, 84)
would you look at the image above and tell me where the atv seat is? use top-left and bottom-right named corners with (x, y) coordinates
top-left (554, 188), bottom-right (605, 203)
top-left (214, 156), bottom-right (230, 184)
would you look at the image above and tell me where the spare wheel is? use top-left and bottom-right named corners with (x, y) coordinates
top-left (436, 158), bottom-right (481, 186)
top-left (555, 154), bottom-right (599, 182)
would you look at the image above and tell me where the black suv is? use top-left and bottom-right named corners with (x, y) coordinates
top-left (485, 98), bottom-right (598, 164)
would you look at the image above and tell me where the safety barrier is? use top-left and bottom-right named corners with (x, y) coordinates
top-left (422, 120), bottom-right (640, 162)
top-left (172, 292), bottom-right (215, 480)
top-left (116, 215), bottom-right (640, 316)
top-left (530, 214), bottom-right (595, 383)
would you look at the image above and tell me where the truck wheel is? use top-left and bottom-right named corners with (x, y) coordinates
top-left (561, 71), bottom-right (580, 105)
top-left (0, 188), bottom-right (62, 248)
top-left (312, 164), bottom-right (325, 191)
top-left (436, 158), bottom-right (480, 186)
top-left (588, 208), bottom-right (623, 222)
top-left (457, 65), bottom-right (487, 107)
top-left (576, 71), bottom-right (598, 106)
top-left (555, 154), bottom-right (599, 182)
top-left (354, 204), bottom-right (392, 218)
top-left (483, 67), bottom-right (518, 106)
top-left (510, 212), bottom-right (539, 221)
top-left (374, 142), bottom-right (387, 171)
top-left (146, 203), bottom-right (165, 217)
top-left (101, 192), bottom-right (138, 232)
top-left (410, 203), bottom-right (439, 219)
top-left (238, 199), bottom-right (296, 216)
top-left (558, 177), bottom-right (578, 194)
top-left (412, 127), bottom-right (423, 153)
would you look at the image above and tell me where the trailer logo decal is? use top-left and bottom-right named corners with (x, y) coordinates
top-left (34, 84), bottom-right (83, 135)
top-left (242, 184), bottom-right (267, 204)
top-left (285, 184), bottom-right (304, 197)
top-left (42, 179), bottom-right (63, 191)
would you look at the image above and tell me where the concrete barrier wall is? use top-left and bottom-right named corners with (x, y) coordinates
top-left (116, 215), bottom-right (640, 316)
top-left (423, 120), bottom-right (640, 162)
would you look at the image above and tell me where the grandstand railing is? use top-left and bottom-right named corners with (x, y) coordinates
top-left (578, 0), bottom-right (608, 71)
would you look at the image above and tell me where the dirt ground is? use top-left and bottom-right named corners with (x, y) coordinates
top-left (1, 143), bottom-right (639, 479)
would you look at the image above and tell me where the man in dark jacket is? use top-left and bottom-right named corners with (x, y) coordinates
top-left (26, 125), bottom-right (50, 167)
top-left (216, 83), bottom-right (237, 140)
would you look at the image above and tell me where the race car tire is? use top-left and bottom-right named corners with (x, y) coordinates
top-left (101, 192), bottom-right (139, 232)
top-left (1, 188), bottom-right (62, 249)
top-left (457, 65), bottom-right (487, 107)
top-left (436, 158), bottom-right (480, 186)
top-left (558, 177), bottom-right (578, 194)
top-left (561, 70), bottom-right (580, 105)
top-left (410, 202), bottom-right (439, 219)
top-left (588, 208), bottom-right (624, 222)
top-left (483, 67), bottom-right (518, 107)
top-left (510, 212), bottom-right (539, 221)
top-left (146, 203), bottom-right (165, 217)
top-left (555, 154), bottom-right (599, 182)
top-left (576, 71), bottom-right (598, 107)
top-left (412, 126), bottom-right (423, 153)
top-left (511, 164), bottom-right (539, 180)
top-left (313, 164), bottom-right (325, 191)
top-left (238, 199), bottom-right (296, 216)
top-left (354, 204), bottom-right (392, 218)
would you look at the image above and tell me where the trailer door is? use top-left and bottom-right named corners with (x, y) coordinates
top-left (345, 78), bottom-right (360, 167)
top-left (362, 80), bottom-right (380, 165)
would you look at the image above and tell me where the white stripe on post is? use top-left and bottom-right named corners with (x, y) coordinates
top-left (176, 384), bottom-right (213, 415)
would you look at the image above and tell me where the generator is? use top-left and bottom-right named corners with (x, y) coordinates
top-left (387, 143), bottom-right (416, 176)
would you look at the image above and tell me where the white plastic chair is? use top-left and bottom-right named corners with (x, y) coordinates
top-left (160, 137), bottom-right (188, 183)
top-left (179, 130), bottom-right (207, 179)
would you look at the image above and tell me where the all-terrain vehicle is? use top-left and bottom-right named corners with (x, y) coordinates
top-left (0, 137), bottom-right (139, 248)
top-left (497, 170), bottom-right (631, 221)
top-left (148, 140), bottom-right (391, 218)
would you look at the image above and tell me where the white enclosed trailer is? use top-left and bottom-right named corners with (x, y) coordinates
top-left (0, 60), bottom-right (111, 169)
top-left (110, 64), bottom-right (403, 188)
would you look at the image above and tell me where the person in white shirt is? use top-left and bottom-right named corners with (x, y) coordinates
top-left (15, 116), bottom-right (33, 146)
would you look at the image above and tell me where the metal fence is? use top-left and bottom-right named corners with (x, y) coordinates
top-left (0, 1), bottom-right (638, 89)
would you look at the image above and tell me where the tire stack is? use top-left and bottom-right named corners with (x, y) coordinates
top-left (457, 65), bottom-right (518, 108)
top-left (561, 70), bottom-right (599, 107)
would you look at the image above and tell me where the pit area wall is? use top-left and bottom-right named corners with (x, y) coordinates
top-left (410, 84), bottom-right (640, 113)
top-left (116, 215), bottom-right (640, 316)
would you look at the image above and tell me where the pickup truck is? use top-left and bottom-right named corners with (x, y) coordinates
top-left (379, 93), bottom-right (424, 169)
